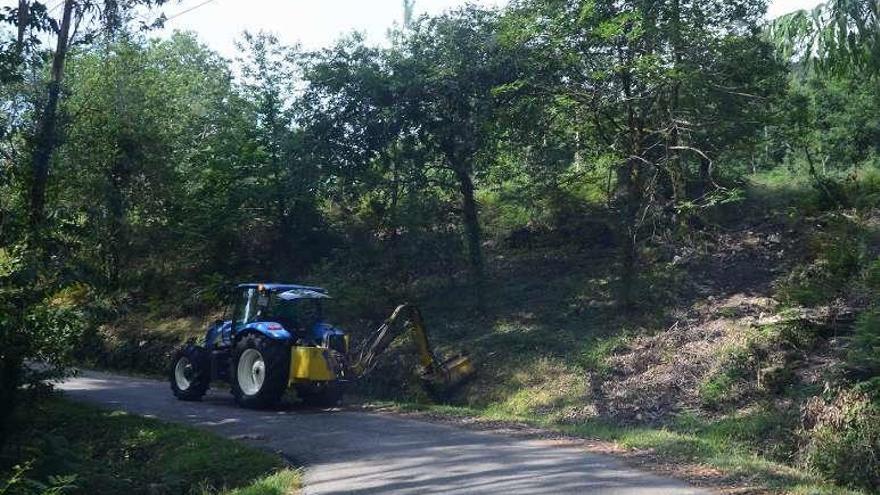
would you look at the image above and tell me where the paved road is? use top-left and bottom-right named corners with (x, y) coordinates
top-left (58, 370), bottom-right (708, 494)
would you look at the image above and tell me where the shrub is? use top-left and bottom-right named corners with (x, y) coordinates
top-left (862, 258), bottom-right (880, 292)
top-left (578, 334), bottom-right (630, 374)
top-left (699, 372), bottom-right (737, 410)
top-left (0, 462), bottom-right (77, 495)
top-left (847, 310), bottom-right (880, 383)
top-left (801, 389), bottom-right (880, 491)
top-left (777, 218), bottom-right (866, 307)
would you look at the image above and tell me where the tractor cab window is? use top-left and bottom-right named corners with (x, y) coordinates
top-left (233, 288), bottom-right (260, 330)
top-left (296, 299), bottom-right (322, 329)
top-left (232, 286), bottom-right (324, 335)
top-left (266, 296), bottom-right (323, 334)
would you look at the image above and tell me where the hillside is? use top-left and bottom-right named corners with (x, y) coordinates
top-left (78, 174), bottom-right (880, 494)
top-left (4, 1), bottom-right (880, 493)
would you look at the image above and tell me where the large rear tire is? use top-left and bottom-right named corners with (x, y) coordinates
top-left (170, 345), bottom-right (210, 401)
top-left (231, 334), bottom-right (290, 408)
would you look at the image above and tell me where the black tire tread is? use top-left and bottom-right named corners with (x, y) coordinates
top-left (231, 334), bottom-right (290, 408)
top-left (170, 345), bottom-right (210, 401)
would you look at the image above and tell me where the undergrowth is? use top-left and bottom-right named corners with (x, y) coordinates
top-left (0, 396), bottom-right (301, 495)
top-left (73, 168), bottom-right (880, 494)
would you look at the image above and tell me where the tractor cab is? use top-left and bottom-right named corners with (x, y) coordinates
top-left (205, 283), bottom-right (343, 350)
top-left (232, 283), bottom-right (331, 343)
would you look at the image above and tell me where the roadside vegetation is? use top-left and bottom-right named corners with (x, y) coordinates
top-left (350, 172), bottom-right (880, 495)
top-left (0, 395), bottom-right (301, 495)
top-left (2, 0), bottom-right (880, 494)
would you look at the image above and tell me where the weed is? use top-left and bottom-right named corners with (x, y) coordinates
top-left (699, 372), bottom-right (737, 410)
top-left (378, 400), bottom-right (861, 494)
top-left (578, 334), bottom-right (631, 374)
top-left (847, 310), bottom-right (880, 383)
top-left (801, 390), bottom-right (880, 492)
top-left (777, 216), bottom-right (867, 307)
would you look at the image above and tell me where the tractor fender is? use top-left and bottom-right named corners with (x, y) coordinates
top-left (205, 320), bottom-right (232, 349)
top-left (234, 322), bottom-right (293, 343)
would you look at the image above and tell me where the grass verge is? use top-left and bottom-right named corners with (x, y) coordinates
top-left (0, 396), bottom-right (301, 495)
top-left (364, 400), bottom-right (865, 495)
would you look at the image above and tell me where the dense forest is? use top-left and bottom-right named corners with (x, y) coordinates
top-left (2, 0), bottom-right (880, 493)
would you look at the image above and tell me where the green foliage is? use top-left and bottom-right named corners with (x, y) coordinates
top-left (0, 462), bottom-right (77, 495)
top-left (0, 242), bottom-right (89, 449)
top-left (0, 398), bottom-right (300, 495)
top-left (769, 0), bottom-right (880, 77)
top-left (778, 217), bottom-right (867, 306)
top-left (380, 400), bottom-right (856, 494)
top-left (578, 334), bottom-right (630, 374)
top-left (847, 310), bottom-right (880, 384)
top-left (698, 372), bottom-right (737, 410)
top-left (699, 350), bottom-right (753, 409)
top-left (801, 390), bottom-right (880, 491)
top-left (1, 1), bottom-right (879, 492)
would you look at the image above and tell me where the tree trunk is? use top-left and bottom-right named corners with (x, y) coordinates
top-left (454, 165), bottom-right (484, 278)
top-left (617, 42), bottom-right (642, 310)
top-left (0, 362), bottom-right (21, 450)
top-left (698, 154), bottom-right (712, 196)
top-left (0, 343), bottom-right (23, 450)
top-left (28, 0), bottom-right (73, 231)
top-left (16, 0), bottom-right (29, 52)
top-left (106, 155), bottom-right (130, 288)
top-left (617, 156), bottom-right (640, 309)
top-left (667, 0), bottom-right (684, 202)
top-left (0, 294), bottom-right (27, 452)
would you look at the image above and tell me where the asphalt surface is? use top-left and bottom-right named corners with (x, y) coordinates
top-left (58, 370), bottom-right (709, 494)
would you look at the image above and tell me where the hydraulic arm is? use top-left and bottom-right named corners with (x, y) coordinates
top-left (352, 304), bottom-right (474, 389)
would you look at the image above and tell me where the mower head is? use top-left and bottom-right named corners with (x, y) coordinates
top-left (420, 353), bottom-right (475, 394)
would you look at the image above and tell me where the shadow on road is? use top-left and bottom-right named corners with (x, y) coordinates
top-left (58, 370), bottom-right (706, 495)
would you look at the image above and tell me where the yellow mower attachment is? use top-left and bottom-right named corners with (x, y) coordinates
top-left (289, 346), bottom-right (336, 384)
top-left (353, 304), bottom-right (475, 391)
top-left (420, 353), bottom-right (475, 389)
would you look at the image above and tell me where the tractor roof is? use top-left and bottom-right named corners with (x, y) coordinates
top-left (237, 283), bottom-right (328, 293)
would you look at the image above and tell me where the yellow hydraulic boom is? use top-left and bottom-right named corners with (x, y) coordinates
top-left (352, 304), bottom-right (474, 390)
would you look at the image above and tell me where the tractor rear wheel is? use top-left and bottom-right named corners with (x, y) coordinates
top-left (231, 334), bottom-right (290, 408)
top-left (170, 345), bottom-right (210, 401)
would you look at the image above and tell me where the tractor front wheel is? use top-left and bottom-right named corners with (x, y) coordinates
top-left (170, 345), bottom-right (210, 401)
top-left (231, 334), bottom-right (290, 408)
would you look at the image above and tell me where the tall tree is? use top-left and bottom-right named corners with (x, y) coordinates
top-left (390, 6), bottom-right (517, 277)
top-left (58, 33), bottom-right (237, 289)
top-left (0, 0), bottom-right (167, 449)
top-left (403, 0), bottom-right (416, 29)
top-left (28, 0), bottom-right (73, 230)
top-left (505, 0), bottom-right (778, 305)
top-left (23, 0), bottom-right (168, 232)
top-left (236, 32), bottom-right (329, 276)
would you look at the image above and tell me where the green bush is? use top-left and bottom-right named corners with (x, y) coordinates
top-left (847, 310), bottom-right (880, 383)
top-left (777, 218), bottom-right (866, 307)
top-left (862, 258), bottom-right (880, 292)
top-left (699, 372), bottom-right (737, 409)
top-left (0, 398), bottom-right (297, 495)
top-left (801, 390), bottom-right (880, 491)
top-left (578, 334), bottom-right (630, 374)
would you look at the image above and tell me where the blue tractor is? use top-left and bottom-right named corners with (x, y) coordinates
top-left (170, 283), bottom-right (473, 408)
